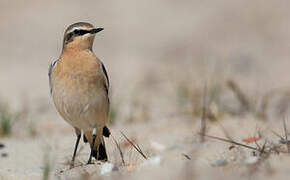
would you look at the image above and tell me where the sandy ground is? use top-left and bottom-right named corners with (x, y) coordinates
top-left (1, 0), bottom-right (290, 179)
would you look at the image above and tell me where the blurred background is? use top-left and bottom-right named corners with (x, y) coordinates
top-left (1, 0), bottom-right (290, 179)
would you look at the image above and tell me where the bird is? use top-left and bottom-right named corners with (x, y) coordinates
top-left (48, 22), bottom-right (111, 166)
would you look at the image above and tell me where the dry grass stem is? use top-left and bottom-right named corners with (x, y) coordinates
top-left (199, 133), bottom-right (261, 152)
top-left (227, 79), bottom-right (250, 112)
top-left (120, 131), bottom-right (147, 160)
top-left (182, 153), bottom-right (191, 160)
top-left (200, 83), bottom-right (207, 142)
top-left (218, 122), bottom-right (234, 141)
top-left (271, 130), bottom-right (283, 139)
top-left (283, 118), bottom-right (290, 153)
top-left (111, 134), bottom-right (125, 166)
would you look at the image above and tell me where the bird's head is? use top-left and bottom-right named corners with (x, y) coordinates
top-left (62, 22), bottom-right (103, 51)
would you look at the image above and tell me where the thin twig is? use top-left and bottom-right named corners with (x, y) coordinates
top-left (182, 153), bottom-right (191, 160)
top-left (271, 130), bottom-right (290, 144)
top-left (198, 133), bottom-right (261, 152)
top-left (200, 83), bottom-right (207, 142)
top-left (227, 79), bottom-right (250, 112)
top-left (254, 139), bottom-right (261, 151)
top-left (283, 118), bottom-right (290, 153)
top-left (254, 125), bottom-right (261, 150)
top-left (271, 130), bottom-right (283, 139)
top-left (120, 131), bottom-right (147, 160)
top-left (218, 122), bottom-right (233, 141)
top-left (260, 140), bottom-right (267, 155)
top-left (111, 134), bottom-right (125, 166)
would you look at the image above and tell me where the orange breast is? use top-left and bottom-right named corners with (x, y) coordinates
top-left (50, 50), bottom-right (109, 131)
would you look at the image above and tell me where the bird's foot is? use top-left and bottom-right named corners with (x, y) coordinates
top-left (87, 160), bottom-right (95, 165)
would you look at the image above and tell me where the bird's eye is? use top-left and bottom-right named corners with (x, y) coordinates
top-left (74, 29), bottom-right (81, 35)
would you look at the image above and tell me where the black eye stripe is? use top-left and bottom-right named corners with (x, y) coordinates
top-left (65, 29), bottom-right (93, 43)
top-left (74, 29), bottom-right (80, 34)
top-left (73, 29), bottom-right (90, 36)
top-left (80, 30), bottom-right (89, 35)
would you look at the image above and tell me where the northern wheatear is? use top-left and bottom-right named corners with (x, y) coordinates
top-left (49, 22), bottom-right (111, 166)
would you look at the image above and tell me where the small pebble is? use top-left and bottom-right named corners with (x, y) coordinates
top-left (211, 159), bottom-right (227, 167)
top-left (244, 156), bottom-right (259, 165)
top-left (100, 162), bottom-right (117, 175)
top-left (1, 153), bottom-right (8, 157)
top-left (279, 138), bottom-right (290, 144)
top-left (0, 143), bottom-right (5, 149)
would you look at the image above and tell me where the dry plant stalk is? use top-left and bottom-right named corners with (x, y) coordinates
top-left (258, 91), bottom-right (275, 120)
top-left (227, 79), bottom-right (250, 112)
top-left (270, 130), bottom-right (290, 153)
top-left (111, 134), bottom-right (125, 166)
top-left (182, 153), bottom-right (191, 160)
top-left (42, 152), bottom-right (52, 180)
top-left (218, 122), bottom-right (234, 141)
top-left (271, 130), bottom-right (283, 139)
top-left (200, 84), bottom-right (207, 142)
top-left (120, 131), bottom-right (147, 160)
top-left (283, 118), bottom-right (290, 153)
top-left (198, 133), bottom-right (262, 152)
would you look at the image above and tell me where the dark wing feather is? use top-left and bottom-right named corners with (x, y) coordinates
top-left (48, 60), bottom-right (58, 94)
top-left (101, 62), bottom-right (110, 95)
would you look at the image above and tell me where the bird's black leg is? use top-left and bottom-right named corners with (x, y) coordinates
top-left (87, 125), bottom-right (97, 164)
top-left (70, 128), bottom-right (81, 168)
top-left (98, 136), bottom-right (108, 161)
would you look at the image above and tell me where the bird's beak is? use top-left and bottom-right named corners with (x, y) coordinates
top-left (91, 28), bottom-right (104, 34)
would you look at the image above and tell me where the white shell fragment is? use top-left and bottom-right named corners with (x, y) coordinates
top-left (100, 162), bottom-right (117, 175)
top-left (244, 156), bottom-right (259, 165)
